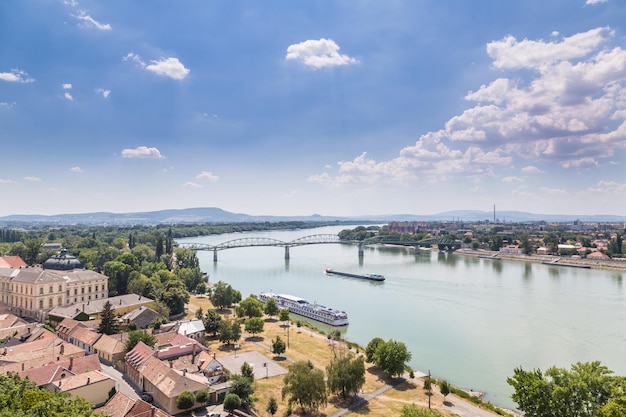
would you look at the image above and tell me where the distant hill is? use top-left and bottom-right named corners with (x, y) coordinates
top-left (0, 207), bottom-right (624, 226)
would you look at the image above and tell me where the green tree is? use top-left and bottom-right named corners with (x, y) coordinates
top-left (365, 337), bottom-right (384, 363)
top-left (176, 267), bottom-right (204, 292)
top-left (508, 361), bottom-right (614, 417)
top-left (104, 260), bottom-right (132, 296)
top-left (218, 318), bottom-right (241, 346)
top-left (210, 281), bottom-right (240, 310)
top-left (195, 389), bottom-right (209, 405)
top-left (160, 278), bottom-right (189, 316)
top-left (195, 306), bottom-right (204, 320)
top-left (125, 330), bottom-right (157, 353)
top-left (266, 397), bottom-right (278, 417)
top-left (97, 300), bottom-right (120, 335)
top-left (326, 353), bottom-right (366, 399)
top-left (278, 308), bottom-right (290, 323)
top-left (264, 297), bottom-right (279, 318)
top-left (203, 309), bottom-right (222, 337)
top-left (241, 362), bottom-right (255, 383)
top-left (23, 238), bottom-right (42, 265)
top-left (271, 335), bottom-right (286, 357)
top-left (230, 374), bottom-right (254, 402)
top-left (236, 294), bottom-right (264, 318)
top-left (282, 360), bottom-right (327, 414)
top-left (176, 390), bottom-right (195, 411)
top-left (373, 339), bottom-right (412, 378)
top-left (224, 393), bottom-right (242, 412)
top-left (440, 380), bottom-right (450, 402)
top-left (195, 282), bottom-right (207, 297)
top-left (245, 317), bottom-right (265, 336)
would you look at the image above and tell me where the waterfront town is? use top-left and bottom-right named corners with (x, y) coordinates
top-left (0, 219), bottom-right (625, 417)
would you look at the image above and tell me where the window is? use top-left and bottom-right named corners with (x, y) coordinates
top-left (95, 294), bottom-right (98, 299)
top-left (88, 286), bottom-right (92, 293)
top-left (39, 288), bottom-right (43, 295)
top-left (74, 289), bottom-right (77, 295)
top-left (49, 286), bottom-right (53, 294)
top-left (48, 298), bottom-right (53, 307)
top-left (58, 297), bottom-right (62, 305)
top-left (81, 288), bottom-right (84, 294)
top-left (59, 285), bottom-right (62, 292)
top-left (39, 300), bottom-right (43, 309)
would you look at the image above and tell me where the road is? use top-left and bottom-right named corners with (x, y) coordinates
top-left (100, 363), bottom-right (140, 400)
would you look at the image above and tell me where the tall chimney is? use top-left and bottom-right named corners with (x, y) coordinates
top-left (70, 356), bottom-right (74, 369)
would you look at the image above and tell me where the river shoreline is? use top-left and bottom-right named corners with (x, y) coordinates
top-left (455, 248), bottom-right (626, 271)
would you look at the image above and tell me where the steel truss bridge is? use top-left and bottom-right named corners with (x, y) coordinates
top-left (176, 234), bottom-right (462, 261)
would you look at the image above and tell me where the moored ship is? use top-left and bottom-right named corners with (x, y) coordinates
top-left (325, 268), bottom-right (385, 281)
top-left (259, 292), bottom-right (349, 326)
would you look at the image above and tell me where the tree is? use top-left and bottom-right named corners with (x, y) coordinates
top-left (195, 389), bottom-right (209, 405)
top-left (176, 267), bottom-right (204, 292)
top-left (230, 374), bottom-right (254, 402)
top-left (176, 390), bottom-right (195, 411)
top-left (271, 335), bottom-right (286, 357)
top-left (241, 362), bottom-right (255, 383)
top-left (218, 318), bottom-right (241, 346)
top-left (278, 308), bottom-right (290, 323)
top-left (264, 297), bottom-right (279, 318)
top-left (210, 281), bottom-right (239, 310)
top-left (373, 339), bottom-right (412, 378)
top-left (195, 282), bottom-right (207, 297)
top-left (224, 393), bottom-right (242, 412)
top-left (23, 238), bottom-right (42, 265)
top-left (282, 360), bottom-right (327, 414)
top-left (440, 380), bottom-right (450, 402)
top-left (195, 306), bottom-right (204, 320)
top-left (236, 294), bottom-right (264, 318)
top-left (365, 337), bottom-right (384, 363)
top-left (97, 300), bottom-right (120, 335)
top-left (266, 397), bottom-right (278, 417)
top-left (203, 309), bottom-right (222, 337)
top-left (125, 330), bottom-right (157, 353)
top-left (104, 260), bottom-right (132, 296)
top-left (508, 361), bottom-right (615, 417)
top-left (326, 353), bottom-right (366, 399)
top-left (160, 278), bottom-right (189, 316)
top-left (245, 317), bottom-right (265, 336)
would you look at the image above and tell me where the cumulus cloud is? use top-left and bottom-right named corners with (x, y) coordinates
top-left (183, 182), bottom-right (203, 189)
top-left (195, 171), bottom-right (220, 182)
top-left (72, 10), bottom-right (112, 30)
top-left (0, 178), bottom-right (15, 184)
top-left (121, 146), bottom-right (164, 159)
top-left (286, 38), bottom-right (359, 69)
top-left (64, 92), bottom-right (73, 101)
top-left (123, 53), bottom-right (189, 80)
top-left (0, 69), bottom-right (34, 83)
top-left (23, 176), bottom-right (41, 182)
top-left (70, 166), bottom-right (83, 173)
top-left (310, 26), bottom-right (626, 188)
top-left (95, 88), bottom-right (110, 98)
top-left (62, 83), bottom-right (72, 89)
top-left (586, 0), bottom-right (608, 4)
top-left (0, 102), bottom-right (15, 108)
top-left (502, 176), bottom-right (525, 183)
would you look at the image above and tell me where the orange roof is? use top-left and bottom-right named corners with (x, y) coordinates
top-left (0, 256), bottom-right (27, 268)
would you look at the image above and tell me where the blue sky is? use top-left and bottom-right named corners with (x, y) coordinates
top-left (1, 0), bottom-right (626, 217)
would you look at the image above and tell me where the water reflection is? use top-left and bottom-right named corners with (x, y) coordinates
top-left (491, 260), bottom-right (503, 274)
top-left (523, 263), bottom-right (533, 281)
top-left (437, 251), bottom-right (458, 267)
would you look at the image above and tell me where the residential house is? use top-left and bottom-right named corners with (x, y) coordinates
top-left (0, 256), bottom-right (27, 268)
top-left (96, 391), bottom-right (173, 417)
top-left (56, 317), bottom-right (84, 342)
top-left (587, 251), bottom-right (610, 260)
top-left (177, 318), bottom-right (205, 342)
top-left (93, 333), bottom-right (127, 368)
top-left (125, 341), bottom-right (157, 387)
top-left (120, 306), bottom-right (161, 330)
top-left (48, 369), bottom-right (115, 406)
top-left (0, 337), bottom-right (85, 374)
top-left (48, 294), bottom-right (154, 325)
top-left (18, 354), bottom-right (102, 387)
top-left (68, 325), bottom-right (101, 355)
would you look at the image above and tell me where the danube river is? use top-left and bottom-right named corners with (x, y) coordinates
top-left (178, 225), bottom-right (626, 410)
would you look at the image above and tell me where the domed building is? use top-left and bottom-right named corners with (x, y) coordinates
top-left (0, 249), bottom-right (108, 320)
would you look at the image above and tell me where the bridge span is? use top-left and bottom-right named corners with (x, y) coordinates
top-left (176, 234), bottom-right (462, 261)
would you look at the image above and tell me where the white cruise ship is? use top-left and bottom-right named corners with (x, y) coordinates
top-left (259, 292), bottom-right (349, 326)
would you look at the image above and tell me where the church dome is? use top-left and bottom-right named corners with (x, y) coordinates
top-left (43, 248), bottom-right (84, 270)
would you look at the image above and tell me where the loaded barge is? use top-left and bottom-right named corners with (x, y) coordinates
top-left (325, 268), bottom-right (385, 282)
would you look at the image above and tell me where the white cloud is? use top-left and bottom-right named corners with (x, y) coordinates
top-left (63, 0), bottom-right (78, 6)
top-left (521, 165), bottom-right (544, 174)
top-left (0, 69), bottom-right (34, 83)
top-left (121, 146), bottom-right (164, 159)
top-left (146, 57), bottom-right (190, 80)
top-left (23, 176), bottom-right (41, 182)
top-left (286, 38), bottom-right (359, 69)
top-left (0, 102), bottom-right (15, 108)
top-left (183, 182), bottom-right (203, 189)
top-left (487, 27), bottom-right (610, 69)
top-left (72, 10), bottom-right (112, 31)
top-left (64, 92), bottom-right (73, 101)
top-left (70, 166), bottom-right (83, 173)
top-left (539, 186), bottom-right (567, 195)
top-left (195, 171), bottom-right (220, 182)
top-left (586, 0), bottom-right (608, 4)
top-left (0, 179), bottom-right (15, 184)
top-left (124, 53), bottom-right (189, 80)
top-left (502, 176), bottom-right (525, 183)
top-left (62, 83), bottom-right (72, 89)
top-left (95, 88), bottom-right (110, 98)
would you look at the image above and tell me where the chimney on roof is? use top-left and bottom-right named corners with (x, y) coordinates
top-left (87, 377), bottom-right (90, 385)
top-left (183, 369), bottom-right (187, 377)
top-left (82, 304), bottom-right (85, 312)
top-left (169, 360), bottom-right (173, 368)
top-left (21, 362), bottom-right (24, 371)
top-left (70, 356), bottom-right (74, 369)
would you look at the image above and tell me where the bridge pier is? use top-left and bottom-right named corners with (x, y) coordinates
top-left (285, 245), bottom-right (290, 260)
top-left (358, 242), bottom-right (364, 257)
top-left (414, 246), bottom-right (421, 254)
top-left (213, 248), bottom-right (218, 262)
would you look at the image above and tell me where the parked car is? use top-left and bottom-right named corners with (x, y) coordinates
top-left (207, 413), bottom-right (220, 417)
top-left (141, 393), bottom-right (153, 403)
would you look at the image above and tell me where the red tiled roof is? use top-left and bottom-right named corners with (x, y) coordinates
top-left (0, 256), bottom-right (27, 268)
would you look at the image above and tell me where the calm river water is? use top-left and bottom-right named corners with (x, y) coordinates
top-left (178, 225), bottom-right (626, 409)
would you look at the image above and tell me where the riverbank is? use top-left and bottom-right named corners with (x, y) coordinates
top-left (456, 248), bottom-right (626, 271)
